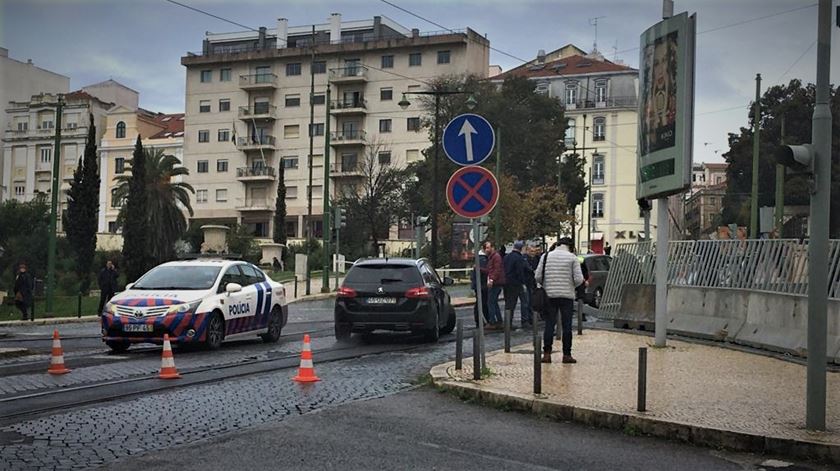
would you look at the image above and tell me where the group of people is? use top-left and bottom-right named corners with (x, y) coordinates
top-left (471, 237), bottom-right (585, 364)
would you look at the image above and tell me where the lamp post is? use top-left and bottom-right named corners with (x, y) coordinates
top-left (398, 90), bottom-right (475, 269)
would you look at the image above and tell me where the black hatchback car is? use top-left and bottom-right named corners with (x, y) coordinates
top-left (334, 258), bottom-right (457, 342)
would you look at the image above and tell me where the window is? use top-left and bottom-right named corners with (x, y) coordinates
top-left (379, 119), bottom-right (392, 133)
top-left (380, 88), bottom-right (393, 101)
top-left (312, 61), bottom-right (326, 74)
top-left (378, 152), bottom-right (391, 166)
top-left (286, 63), bottom-right (301, 76)
top-left (14, 186), bottom-right (25, 197)
top-left (406, 149), bottom-right (420, 162)
top-left (407, 117), bottom-right (421, 132)
top-left (595, 80), bottom-right (607, 103)
top-left (17, 121), bottom-right (28, 131)
top-left (220, 68), bottom-right (232, 81)
top-left (340, 153), bottom-right (358, 172)
top-left (215, 189), bottom-right (228, 202)
top-left (40, 147), bottom-right (51, 163)
top-left (564, 118), bottom-right (576, 147)
top-left (286, 186), bottom-right (298, 199)
top-left (197, 160), bottom-right (209, 173)
top-left (255, 66), bottom-right (271, 82)
top-left (200, 70), bottom-right (212, 82)
top-left (592, 154), bottom-right (605, 185)
top-left (309, 185), bottom-right (323, 198)
top-left (409, 52), bottom-right (422, 66)
top-left (108, 221), bottom-right (118, 234)
top-left (312, 93), bottom-right (325, 105)
top-left (196, 189), bottom-right (208, 203)
top-left (282, 157), bottom-right (299, 169)
top-left (284, 125), bottom-right (300, 139)
top-left (535, 82), bottom-right (550, 95)
top-left (115, 157), bottom-right (125, 174)
top-left (198, 130), bottom-right (209, 142)
top-left (199, 100), bottom-right (211, 113)
top-left (219, 99), bottom-right (230, 112)
top-left (217, 159), bottom-right (228, 172)
top-left (381, 55), bottom-right (394, 68)
top-left (110, 189), bottom-right (122, 208)
top-left (218, 129), bottom-right (230, 141)
top-left (565, 82), bottom-right (577, 105)
top-left (437, 50), bottom-right (451, 64)
top-left (592, 193), bottom-right (604, 218)
top-left (253, 98), bottom-right (270, 114)
top-left (309, 123), bottom-right (324, 137)
top-left (285, 94), bottom-right (300, 107)
top-left (593, 117), bottom-right (606, 141)
top-left (115, 121), bottom-right (126, 138)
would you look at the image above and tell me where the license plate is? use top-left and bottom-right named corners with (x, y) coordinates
top-left (123, 324), bottom-right (153, 333)
top-left (367, 297), bottom-right (397, 305)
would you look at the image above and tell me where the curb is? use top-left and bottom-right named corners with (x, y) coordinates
top-left (0, 316), bottom-right (99, 327)
top-left (430, 362), bottom-right (840, 465)
top-left (0, 347), bottom-right (29, 358)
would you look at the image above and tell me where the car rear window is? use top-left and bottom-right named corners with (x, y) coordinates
top-left (344, 264), bottom-right (422, 284)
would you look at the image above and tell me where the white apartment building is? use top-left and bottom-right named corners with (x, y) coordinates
top-left (493, 45), bottom-right (653, 252)
top-left (180, 14), bottom-right (490, 240)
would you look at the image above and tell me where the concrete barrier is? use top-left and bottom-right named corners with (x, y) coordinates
top-left (666, 287), bottom-right (744, 342)
top-left (613, 284), bottom-right (655, 330)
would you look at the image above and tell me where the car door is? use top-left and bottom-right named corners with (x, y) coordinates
top-left (246, 263), bottom-right (272, 328)
top-left (419, 263), bottom-right (443, 324)
top-left (236, 264), bottom-right (262, 331)
top-left (219, 265), bottom-right (250, 329)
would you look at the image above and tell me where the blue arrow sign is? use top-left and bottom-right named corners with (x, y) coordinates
top-left (442, 113), bottom-right (495, 166)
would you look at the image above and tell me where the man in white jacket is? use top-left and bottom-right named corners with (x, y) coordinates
top-left (535, 237), bottom-right (584, 363)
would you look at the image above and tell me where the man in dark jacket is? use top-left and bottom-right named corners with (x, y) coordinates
top-left (13, 262), bottom-right (34, 321)
top-left (485, 241), bottom-right (505, 329)
top-left (97, 260), bottom-right (119, 315)
top-left (503, 241), bottom-right (531, 329)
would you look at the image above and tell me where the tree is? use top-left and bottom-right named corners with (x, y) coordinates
top-left (521, 185), bottom-right (573, 240)
top-left (0, 197), bottom-right (50, 290)
top-left (63, 114), bottom-right (100, 293)
top-left (115, 146), bottom-right (194, 268)
top-left (273, 162), bottom-right (287, 245)
top-left (121, 136), bottom-right (150, 282)
top-left (558, 152), bottom-right (589, 242)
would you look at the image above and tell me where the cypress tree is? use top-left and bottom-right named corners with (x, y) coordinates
top-left (122, 135), bottom-right (149, 282)
top-left (272, 162), bottom-right (287, 245)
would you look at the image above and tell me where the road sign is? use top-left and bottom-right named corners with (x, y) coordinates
top-left (446, 166), bottom-right (499, 219)
top-left (442, 113), bottom-right (495, 166)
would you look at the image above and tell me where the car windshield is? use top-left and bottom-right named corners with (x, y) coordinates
top-left (344, 265), bottom-right (422, 284)
top-left (132, 265), bottom-right (222, 290)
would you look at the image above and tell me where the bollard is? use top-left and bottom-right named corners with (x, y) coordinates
top-left (77, 293), bottom-right (82, 319)
top-left (504, 309), bottom-right (512, 353)
top-left (455, 319), bottom-right (463, 370)
top-left (576, 299), bottom-right (583, 335)
top-left (473, 333), bottom-right (481, 380)
top-left (293, 276), bottom-right (298, 299)
top-left (637, 347), bottom-right (647, 412)
top-left (533, 319), bottom-right (541, 395)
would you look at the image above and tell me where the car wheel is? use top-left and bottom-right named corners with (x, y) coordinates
top-left (593, 288), bottom-right (603, 309)
top-left (261, 306), bottom-right (283, 343)
top-left (440, 306), bottom-right (456, 335)
top-left (335, 322), bottom-right (352, 341)
top-left (205, 312), bottom-right (225, 350)
top-left (424, 310), bottom-right (440, 342)
top-left (106, 340), bottom-right (129, 353)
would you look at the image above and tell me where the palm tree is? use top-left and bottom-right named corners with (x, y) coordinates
top-left (114, 147), bottom-right (194, 264)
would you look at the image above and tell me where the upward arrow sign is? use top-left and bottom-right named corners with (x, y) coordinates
top-left (458, 119), bottom-right (478, 162)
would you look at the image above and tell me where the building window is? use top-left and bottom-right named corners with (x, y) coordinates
top-left (253, 98), bottom-right (270, 114)
top-left (309, 123), bottom-right (324, 137)
top-left (217, 159), bottom-right (228, 172)
top-left (215, 189), bottom-right (227, 202)
top-left (196, 189), bottom-right (208, 203)
top-left (312, 93), bottom-right (325, 105)
top-left (285, 94), bottom-right (300, 107)
top-left (595, 80), bottom-right (607, 103)
top-left (380, 88), bottom-right (393, 101)
top-left (220, 68), bottom-right (231, 81)
top-left (535, 82), bottom-right (550, 95)
top-left (379, 119), bottom-right (392, 133)
top-left (564, 118), bottom-right (576, 147)
top-left (115, 157), bottom-right (125, 174)
top-left (284, 125), bottom-right (300, 139)
top-left (565, 82), bottom-right (577, 105)
top-left (255, 65), bottom-right (271, 82)
top-left (199, 100), bottom-right (211, 113)
top-left (312, 61), bottom-right (326, 74)
top-left (592, 193), bottom-right (604, 218)
top-left (406, 149), bottom-right (420, 162)
top-left (286, 63), bottom-right (301, 76)
top-left (108, 221), bottom-right (118, 233)
top-left (218, 129), bottom-right (230, 141)
top-left (40, 147), bottom-right (51, 163)
top-left (437, 50), bottom-right (451, 64)
top-left (282, 157), bottom-right (299, 169)
top-left (286, 186), bottom-right (298, 199)
top-left (110, 189), bottom-right (120, 208)
top-left (198, 130), bottom-right (209, 142)
top-left (200, 70), bottom-right (212, 82)
top-left (309, 185), bottom-right (323, 199)
top-left (409, 52), bottom-right (422, 66)
top-left (381, 55), bottom-right (394, 68)
top-left (14, 186), bottom-right (25, 197)
top-left (378, 151), bottom-right (391, 166)
top-left (407, 117), bottom-right (421, 132)
top-left (593, 117), bottom-right (606, 141)
top-left (219, 99), bottom-right (230, 112)
top-left (592, 154), bottom-right (605, 185)
top-left (17, 121), bottom-right (28, 131)
top-left (115, 121), bottom-right (126, 138)
top-left (197, 160), bottom-right (209, 173)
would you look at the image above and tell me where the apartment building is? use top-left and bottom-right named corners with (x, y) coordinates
top-left (493, 45), bottom-right (653, 252)
top-left (180, 14), bottom-right (490, 241)
top-left (683, 162), bottom-right (728, 239)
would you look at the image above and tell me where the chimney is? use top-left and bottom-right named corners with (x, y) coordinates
top-left (276, 18), bottom-right (288, 48)
top-left (258, 26), bottom-right (267, 49)
top-left (536, 49), bottom-right (546, 64)
top-left (411, 28), bottom-right (419, 38)
top-left (329, 13), bottom-right (341, 43)
top-left (373, 15), bottom-right (382, 40)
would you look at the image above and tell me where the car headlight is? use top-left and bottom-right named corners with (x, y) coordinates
top-left (104, 302), bottom-right (117, 315)
top-left (168, 300), bottom-right (202, 315)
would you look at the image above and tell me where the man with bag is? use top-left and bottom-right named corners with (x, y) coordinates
top-left (13, 262), bottom-right (34, 321)
top-left (535, 237), bottom-right (584, 364)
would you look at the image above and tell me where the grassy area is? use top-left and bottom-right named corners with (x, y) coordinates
top-left (0, 296), bottom-right (100, 322)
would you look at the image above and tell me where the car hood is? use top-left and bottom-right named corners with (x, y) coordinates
top-left (108, 289), bottom-right (209, 307)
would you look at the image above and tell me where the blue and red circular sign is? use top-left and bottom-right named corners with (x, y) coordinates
top-left (446, 166), bottom-right (499, 219)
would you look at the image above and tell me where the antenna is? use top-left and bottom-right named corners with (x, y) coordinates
top-left (612, 39), bottom-right (619, 61)
top-left (589, 16), bottom-right (606, 53)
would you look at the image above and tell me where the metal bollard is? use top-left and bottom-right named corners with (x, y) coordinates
top-left (577, 299), bottom-right (583, 335)
top-left (637, 347), bottom-right (647, 412)
top-left (293, 276), bottom-right (298, 299)
top-left (473, 333), bottom-right (481, 380)
top-left (533, 319), bottom-right (541, 394)
top-left (455, 319), bottom-right (463, 370)
top-left (77, 293), bottom-right (82, 319)
top-left (504, 309), bottom-right (512, 353)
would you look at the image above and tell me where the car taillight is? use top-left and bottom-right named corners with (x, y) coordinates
top-left (337, 286), bottom-right (357, 298)
top-left (405, 287), bottom-right (431, 299)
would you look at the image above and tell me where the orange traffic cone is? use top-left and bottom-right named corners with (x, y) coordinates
top-left (47, 329), bottom-right (71, 375)
top-left (292, 334), bottom-right (320, 383)
top-left (158, 334), bottom-right (181, 379)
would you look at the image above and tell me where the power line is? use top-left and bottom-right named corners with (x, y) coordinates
top-left (776, 40), bottom-right (816, 83)
top-left (163, 0), bottom-right (262, 35)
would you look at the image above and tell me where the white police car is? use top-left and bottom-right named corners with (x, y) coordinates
top-left (101, 259), bottom-right (288, 352)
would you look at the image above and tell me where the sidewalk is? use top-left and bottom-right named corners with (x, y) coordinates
top-left (431, 330), bottom-right (840, 464)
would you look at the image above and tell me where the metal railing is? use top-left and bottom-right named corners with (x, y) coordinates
top-left (331, 130), bottom-right (366, 141)
top-left (239, 73), bottom-right (278, 87)
top-left (235, 198), bottom-right (274, 211)
top-left (236, 135), bottom-right (276, 147)
top-left (330, 98), bottom-right (367, 110)
top-left (330, 161), bottom-right (362, 174)
top-left (564, 96), bottom-right (638, 110)
top-left (236, 166), bottom-right (276, 178)
top-left (238, 105), bottom-right (277, 119)
top-left (329, 66), bottom-right (368, 80)
top-left (600, 239), bottom-right (840, 318)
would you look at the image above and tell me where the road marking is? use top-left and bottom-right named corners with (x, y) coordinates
top-left (415, 439), bottom-right (559, 470)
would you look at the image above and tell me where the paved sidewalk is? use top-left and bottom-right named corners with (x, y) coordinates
top-left (431, 330), bottom-right (840, 464)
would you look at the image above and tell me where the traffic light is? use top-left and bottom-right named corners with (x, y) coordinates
top-left (776, 144), bottom-right (814, 174)
top-left (637, 198), bottom-right (652, 212)
top-left (334, 206), bottom-right (347, 228)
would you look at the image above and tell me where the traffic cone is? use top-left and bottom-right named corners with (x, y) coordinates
top-left (158, 334), bottom-right (181, 379)
top-left (292, 334), bottom-right (320, 383)
top-left (47, 329), bottom-right (70, 375)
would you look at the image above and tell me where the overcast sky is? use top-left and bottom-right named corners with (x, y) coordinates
top-left (2, 0), bottom-right (838, 163)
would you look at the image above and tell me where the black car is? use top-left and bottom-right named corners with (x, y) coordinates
top-left (334, 258), bottom-right (457, 342)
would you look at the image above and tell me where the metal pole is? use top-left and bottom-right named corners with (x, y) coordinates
top-left (576, 298), bottom-right (583, 335)
top-left (806, 0), bottom-right (832, 432)
top-left (293, 275), bottom-right (298, 299)
top-left (582, 114), bottom-right (589, 252)
top-left (504, 308), bottom-right (511, 353)
top-left (749, 73), bottom-right (761, 239)
top-left (775, 115), bottom-right (785, 237)
top-left (494, 127), bottom-right (501, 243)
top-left (643, 209), bottom-right (651, 241)
top-left (533, 318), bottom-right (541, 394)
top-left (637, 347), bottom-right (647, 412)
top-left (335, 205), bottom-right (340, 290)
top-left (431, 93), bottom-right (440, 269)
top-left (472, 332), bottom-right (481, 380)
top-left (45, 95), bottom-right (64, 315)
top-left (321, 85), bottom-right (332, 293)
top-left (455, 318), bottom-right (463, 370)
top-left (305, 25), bottom-right (316, 296)
top-left (473, 219), bottom-right (486, 370)
top-left (654, 197), bottom-right (668, 347)
top-left (415, 216), bottom-right (422, 259)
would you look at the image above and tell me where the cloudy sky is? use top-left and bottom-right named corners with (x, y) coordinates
top-left (2, 0), bottom-right (838, 163)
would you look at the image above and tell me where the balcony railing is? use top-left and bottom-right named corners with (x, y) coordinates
top-left (564, 95), bottom-right (638, 110)
top-left (329, 66), bottom-right (368, 81)
top-left (238, 105), bottom-right (277, 119)
top-left (236, 198), bottom-right (274, 211)
top-left (330, 161), bottom-right (362, 174)
top-left (236, 166), bottom-right (276, 179)
top-left (330, 130), bottom-right (366, 142)
top-left (236, 135), bottom-right (276, 148)
top-left (330, 98), bottom-right (367, 111)
top-left (239, 73), bottom-right (278, 88)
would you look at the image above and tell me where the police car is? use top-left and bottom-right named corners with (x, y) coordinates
top-left (101, 259), bottom-right (288, 352)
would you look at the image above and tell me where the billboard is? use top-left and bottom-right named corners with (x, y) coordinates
top-left (637, 12), bottom-right (696, 200)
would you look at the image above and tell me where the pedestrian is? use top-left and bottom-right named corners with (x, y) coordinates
top-left (272, 256), bottom-right (282, 272)
top-left (485, 240), bottom-right (505, 330)
top-left (604, 242), bottom-right (612, 256)
top-left (97, 260), bottom-right (119, 315)
top-left (13, 262), bottom-right (34, 321)
top-left (503, 240), bottom-right (531, 329)
top-left (535, 237), bottom-right (584, 364)
top-left (520, 243), bottom-right (540, 328)
top-left (470, 243), bottom-right (490, 326)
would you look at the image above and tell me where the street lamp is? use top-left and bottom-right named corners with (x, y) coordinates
top-left (398, 89), bottom-right (475, 269)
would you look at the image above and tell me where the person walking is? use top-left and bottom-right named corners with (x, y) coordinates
top-left (13, 262), bottom-right (34, 321)
top-left (97, 260), bottom-right (119, 315)
top-left (519, 243), bottom-right (538, 328)
top-left (485, 241), bottom-right (505, 330)
top-left (503, 240), bottom-right (530, 329)
top-left (470, 243), bottom-right (489, 327)
top-left (535, 237), bottom-right (584, 364)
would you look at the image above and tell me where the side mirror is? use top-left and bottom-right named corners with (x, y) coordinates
top-left (125, 283), bottom-right (134, 290)
top-left (225, 283), bottom-right (242, 294)
top-left (443, 276), bottom-right (455, 286)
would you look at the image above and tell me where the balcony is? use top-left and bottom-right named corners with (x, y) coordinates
top-left (236, 135), bottom-right (277, 152)
top-left (236, 197), bottom-right (274, 212)
top-left (329, 66), bottom-right (368, 84)
top-left (330, 98), bottom-right (367, 115)
top-left (238, 105), bottom-right (277, 121)
top-left (330, 130), bottom-right (366, 146)
top-left (237, 166), bottom-right (276, 182)
top-left (330, 161), bottom-right (364, 178)
top-left (564, 95), bottom-right (638, 111)
top-left (239, 73), bottom-right (278, 90)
